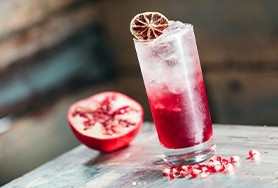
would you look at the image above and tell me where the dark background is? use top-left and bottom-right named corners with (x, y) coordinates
top-left (0, 0), bottom-right (277, 185)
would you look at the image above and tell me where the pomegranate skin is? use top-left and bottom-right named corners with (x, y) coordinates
top-left (67, 91), bottom-right (144, 152)
top-left (68, 120), bottom-right (143, 152)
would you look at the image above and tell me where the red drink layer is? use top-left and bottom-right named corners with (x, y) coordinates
top-left (148, 73), bottom-right (213, 149)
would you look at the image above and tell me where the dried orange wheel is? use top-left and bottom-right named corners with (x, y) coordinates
top-left (130, 12), bottom-right (169, 41)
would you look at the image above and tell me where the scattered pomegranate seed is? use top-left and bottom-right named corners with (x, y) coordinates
top-left (214, 164), bottom-right (225, 172)
top-left (251, 154), bottom-right (260, 161)
top-left (249, 149), bottom-right (260, 160)
top-left (190, 169), bottom-right (201, 178)
top-left (214, 160), bottom-right (221, 166)
top-left (201, 166), bottom-right (208, 172)
top-left (221, 158), bottom-right (229, 165)
top-left (180, 165), bottom-right (188, 172)
top-left (170, 166), bottom-right (179, 175)
top-left (162, 150), bottom-right (262, 180)
top-left (177, 164), bottom-right (184, 171)
top-left (200, 170), bottom-right (210, 178)
top-left (168, 172), bottom-right (176, 179)
top-left (179, 170), bottom-right (188, 178)
top-left (225, 163), bottom-right (234, 173)
top-left (193, 164), bottom-right (201, 170)
top-left (187, 165), bottom-right (193, 173)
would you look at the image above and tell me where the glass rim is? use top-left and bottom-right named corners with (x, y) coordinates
top-left (133, 22), bottom-right (193, 44)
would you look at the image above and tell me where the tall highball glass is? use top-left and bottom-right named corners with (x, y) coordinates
top-left (133, 21), bottom-right (215, 164)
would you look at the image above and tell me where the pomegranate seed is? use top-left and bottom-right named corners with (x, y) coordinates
top-left (207, 161), bottom-right (216, 172)
top-left (199, 163), bottom-right (206, 168)
top-left (201, 166), bottom-right (209, 172)
top-left (187, 165), bottom-right (193, 172)
top-left (170, 167), bottom-right (179, 175)
top-left (168, 172), bottom-right (176, 179)
top-left (162, 168), bottom-right (170, 176)
top-left (214, 164), bottom-right (225, 172)
top-left (225, 163), bottom-right (234, 173)
top-left (249, 149), bottom-right (260, 160)
top-left (190, 169), bottom-right (201, 178)
top-left (249, 149), bottom-right (260, 156)
top-left (177, 164), bottom-right (185, 171)
top-left (214, 160), bottom-right (221, 166)
top-left (221, 159), bottom-right (229, 165)
top-left (193, 164), bottom-right (201, 170)
top-left (180, 165), bottom-right (188, 172)
top-left (179, 170), bottom-right (188, 178)
top-left (200, 170), bottom-right (210, 178)
top-left (230, 156), bottom-right (240, 163)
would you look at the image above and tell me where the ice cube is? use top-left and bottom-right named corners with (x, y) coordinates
top-left (152, 38), bottom-right (180, 67)
top-left (161, 21), bottom-right (191, 37)
top-left (151, 21), bottom-right (192, 66)
top-left (164, 55), bottom-right (179, 66)
top-left (153, 39), bottom-right (176, 57)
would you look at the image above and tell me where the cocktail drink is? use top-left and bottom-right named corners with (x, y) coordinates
top-left (130, 12), bottom-right (215, 164)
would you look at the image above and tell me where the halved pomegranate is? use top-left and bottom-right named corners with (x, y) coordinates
top-left (67, 91), bottom-right (144, 152)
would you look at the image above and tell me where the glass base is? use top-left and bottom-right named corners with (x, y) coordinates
top-left (162, 137), bottom-right (215, 165)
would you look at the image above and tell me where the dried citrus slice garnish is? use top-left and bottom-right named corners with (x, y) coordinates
top-left (130, 12), bottom-right (169, 41)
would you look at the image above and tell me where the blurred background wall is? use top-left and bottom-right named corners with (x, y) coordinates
top-left (0, 0), bottom-right (277, 185)
top-left (97, 0), bottom-right (278, 125)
